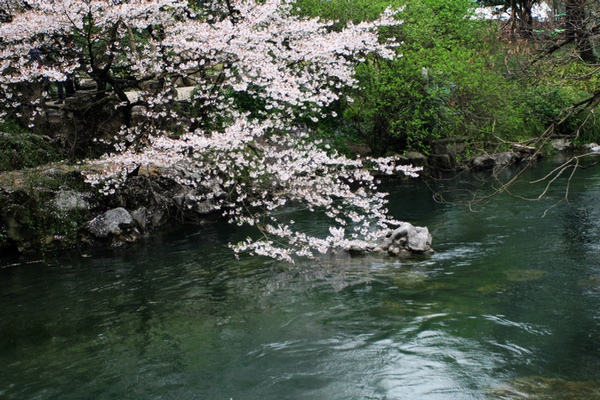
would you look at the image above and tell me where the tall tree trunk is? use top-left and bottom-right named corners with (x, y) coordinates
top-left (522, 0), bottom-right (534, 26)
top-left (510, 0), bottom-right (518, 37)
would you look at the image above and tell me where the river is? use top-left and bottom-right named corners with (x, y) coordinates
top-left (1, 156), bottom-right (600, 399)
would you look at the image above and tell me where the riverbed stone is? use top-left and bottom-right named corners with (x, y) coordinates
top-left (578, 276), bottom-right (600, 289)
top-left (551, 138), bottom-right (573, 151)
top-left (87, 207), bottom-right (133, 238)
top-left (504, 269), bottom-right (547, 282)
top-left (391, 270), bottom-right (430, 290)
top-left (487, 376), bottom-right (600, 399)
top-left (583, 143), bottom-right (600, 152)
top-left (477, 284), bottom-right (508, 294)
top-left (374, 222), bottom-right (433, 254)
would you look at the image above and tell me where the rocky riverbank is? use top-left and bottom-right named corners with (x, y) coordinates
top-left (0, 161), bottom-right (435, 259)
top-left (0, 161), bottom-right (224, 256)
top-left (1, 136), bottom-right (597, 260)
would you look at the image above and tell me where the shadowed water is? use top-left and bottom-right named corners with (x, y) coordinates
top-left (2, 156), bottom-right (600, 399)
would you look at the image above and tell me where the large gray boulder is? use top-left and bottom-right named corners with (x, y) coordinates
top-left (87, 207), bottom-right (133, 238)
top-left (471, 152), bottom-right (519, 170)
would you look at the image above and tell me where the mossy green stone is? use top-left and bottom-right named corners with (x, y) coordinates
top-left (504, 269), bottom-right (547, 282)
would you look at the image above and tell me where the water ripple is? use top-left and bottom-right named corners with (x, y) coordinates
top-left (482, 314), bottom-right (552, 336)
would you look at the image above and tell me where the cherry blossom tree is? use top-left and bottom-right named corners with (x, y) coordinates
top-left (0, 0), bottom-right (423, 262)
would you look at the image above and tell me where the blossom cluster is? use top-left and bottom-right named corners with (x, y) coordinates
top-left (83, 115), bottom-right (422, 262)
top-left (0, 0), bottom-right (402, 125)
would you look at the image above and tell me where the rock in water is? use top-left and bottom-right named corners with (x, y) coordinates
top-left (376, 222), bottom-right (433, 254)
top-left (406, 225), bottom-right (433, 253)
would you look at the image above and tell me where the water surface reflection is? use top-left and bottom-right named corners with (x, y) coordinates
top-left (2, 158), bottom-right (600, 399)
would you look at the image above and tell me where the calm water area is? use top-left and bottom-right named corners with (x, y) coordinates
top-left (2, 155), bottom-right (600, 399)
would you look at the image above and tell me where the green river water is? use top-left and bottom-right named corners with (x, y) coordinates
top-left (2, 156), bottom-right (600, 399)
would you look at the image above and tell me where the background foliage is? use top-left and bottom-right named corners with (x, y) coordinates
top-left (292, 0), bottom-right (600, 156)
top-left (1, 0), bottom-right (599, 164)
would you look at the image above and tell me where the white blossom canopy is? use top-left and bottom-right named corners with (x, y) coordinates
top-left (0, 0), bottom-right (423, 262)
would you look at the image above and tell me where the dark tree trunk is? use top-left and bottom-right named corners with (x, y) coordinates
top-left (565, 0), bottom-right (596, 62)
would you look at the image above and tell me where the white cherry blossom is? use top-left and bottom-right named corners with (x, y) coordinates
top-left (0, 0), bottom-right (420, 262)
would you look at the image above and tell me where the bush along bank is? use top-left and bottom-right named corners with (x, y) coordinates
top-left (401, 137), bottom-right (539, 177)
top-left (2, 135), bottom-right (597, 260)
top-left (409, 136), bottom-right (600, 178)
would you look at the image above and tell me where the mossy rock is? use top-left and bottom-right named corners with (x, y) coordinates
top-left (377, 301), bottom-right (432, 317)
top-left (390, 271), bottom-right (455, 292)
top-left (488, 376), bottom-right (600, 399)
top-left (578, 276), bottom-right (600, 290)
top-left (390, 271), bottom-right (430, 290)
top-left (504, 269), bottom-right (547, 282)
top-left (477, 284), bottom-right (508, 294)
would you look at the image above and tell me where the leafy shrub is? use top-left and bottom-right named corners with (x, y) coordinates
top-left (513, 86), bottom-right (600, 143)
top-left (341, 0), bottom-right (504, 155)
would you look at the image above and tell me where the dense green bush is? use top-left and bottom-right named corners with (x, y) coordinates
top-left (296, 0), bottom-right (508, 156)
top-left (515, 86), bottom-right (600, 143)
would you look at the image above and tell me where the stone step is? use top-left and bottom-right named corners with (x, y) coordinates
top-left (125, 86), bottom-right (195, 103)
